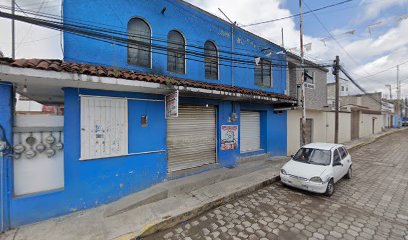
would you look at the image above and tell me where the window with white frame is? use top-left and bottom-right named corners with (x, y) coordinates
top-left (80, 96), bottom-right (128, 160)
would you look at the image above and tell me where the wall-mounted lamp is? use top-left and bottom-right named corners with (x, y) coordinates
top-left (255, 57), bottom-right (261, 66)
top-left (228, 112), bottom-right (238, 122)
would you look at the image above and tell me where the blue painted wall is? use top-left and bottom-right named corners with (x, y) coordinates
top-left (7, 0), bottom-right (290, 228)
top-left (8, 88), bottom-right (168, 227)
top-left (0, 83), bottom-right (13, 231)
top-left (63, 0), bottom-right (287, 94)
top-left (239, 103), bottom-right (287, 157)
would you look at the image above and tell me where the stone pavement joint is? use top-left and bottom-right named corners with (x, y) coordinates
top-left (146, 128), bottom-right (408, 240)
top-left (1, 128), bottom-right (406, 240)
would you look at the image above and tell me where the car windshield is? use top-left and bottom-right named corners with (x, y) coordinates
top-left (293, 148), bottom-right (331, 166)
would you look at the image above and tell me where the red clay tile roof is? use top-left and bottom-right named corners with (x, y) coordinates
top-left (0, 58), bottom-right (296, 102)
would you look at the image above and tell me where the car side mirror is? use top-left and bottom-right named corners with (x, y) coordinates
top-left (333, 161), bottom-right (342, 167)
top-left (290, 155), bottom-right (294, 158)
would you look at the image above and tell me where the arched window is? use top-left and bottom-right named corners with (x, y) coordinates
top-left (128, 18), bottom-right (151, 68)
top-left (204, 41), bottom-right (218, 80)
top-left (255, 58), bottom-right (272, 87)
top-left (167, 30), bottom-right (185, 74)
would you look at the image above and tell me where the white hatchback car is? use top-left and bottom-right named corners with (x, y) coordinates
top-left (280, 143), bottom-right (352, 196)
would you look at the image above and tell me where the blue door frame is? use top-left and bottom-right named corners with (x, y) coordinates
top-left (0, 82), bottom-right (13, 231)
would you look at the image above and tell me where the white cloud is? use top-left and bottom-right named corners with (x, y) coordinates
top-left (1, 0), bottom-right (408, 96)
top-left (359, 0), bottom-right (406, 22)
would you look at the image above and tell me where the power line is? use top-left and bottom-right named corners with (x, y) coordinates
top-left (241, 0), bottom-right (353, 27)
top-left (302, 0), bottom-right (372, 78)
top-left (15, 0), bottom-right (46, 53)
top-left (0, 2), bottom-right (269, 58)
top-left (0, 10), bottom-right (335, 73)
top-left (0, 4), bottom-right (289, 66)
top-left (340, 65), bottom-right (390, 107)
top-left (0, 5), bottom-right (332, 72)
top-left (354, 59), bottom-right (408, 81)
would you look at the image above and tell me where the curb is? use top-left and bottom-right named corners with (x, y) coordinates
top-left (347, 128), bottom-right (407, 151)
top-left (120, 175), bottom-right (281, 239)
top-left (347, 128), bottom-right (408, 151)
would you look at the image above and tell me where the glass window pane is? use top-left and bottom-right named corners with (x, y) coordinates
top-left (205, 41), bottom-right (218, 80)
top-left (168, 30), bottom-right (185, 74)
top-left (255, 59), bottom-right (271, 87)
top-left (128, 18), bottom-right (151, 67)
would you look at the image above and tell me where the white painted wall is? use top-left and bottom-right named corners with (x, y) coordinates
top-left (359, 113), bottom-right (383, 138)
top-left (15, 94), bottom-right (43, 112)
top-left (325, 112), bottom-right (351, 144)
top-left (288, 110), bottom-right (352, 155)
top-left (287, 110), bottom-right (326, 155)
top-left (13, 115), bottom-right (64, 196)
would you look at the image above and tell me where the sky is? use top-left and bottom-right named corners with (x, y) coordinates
top-left (0, 0), bottom-right (408, 98)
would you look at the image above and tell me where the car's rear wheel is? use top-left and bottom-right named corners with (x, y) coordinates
top-left (325, 179), bottom-right (334, 196)
top-left (345, 166), bottom-right (352, 179)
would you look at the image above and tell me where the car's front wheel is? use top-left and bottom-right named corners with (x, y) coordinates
top-left (325, 179), bottom-right (334, 196)
top-left (345, 166), bottom-right (352, 179)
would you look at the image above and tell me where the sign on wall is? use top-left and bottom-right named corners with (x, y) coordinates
top-left (221, 125), bottom-right (238, 150)
top-left (165, 90), bottom-right (179, 118)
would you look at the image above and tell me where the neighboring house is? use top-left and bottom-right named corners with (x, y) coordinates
top-left (0, 0), bottom-right (296, 229)
top-left (286, 53), bottom-right (330, 155)
top-left (327, 80), bottom-right (349, 108)
top-left (15, 94), bottom-right (43, 113)
top-left (338, 93), bottom-right (383, 139)
top-left (381, 100), bottom-right (394, 129)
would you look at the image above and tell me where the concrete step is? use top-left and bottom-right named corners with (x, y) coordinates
top-left (104, 187), bottom-right (168, 217)
top-left (103, 155), bottom-right (282, 218)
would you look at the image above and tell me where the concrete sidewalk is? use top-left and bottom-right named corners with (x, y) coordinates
top-left (1, 127), bottom-right (405, 240)
top-left (343, 127), bottom-right (407, 151)
top-left (0, 156), bottom-right (288, 240)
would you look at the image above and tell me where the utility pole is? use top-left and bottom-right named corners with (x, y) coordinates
top-left (385, 84), bottom-right (392, 100)
top-left (299, 0), bottom-right (307, 146)
top-left (11, 0), bottom-right (15, 59)
top-left (334, 56), bottom-right (340, 144)
top-left (281, 28), bottom-right (285, 48)
top-left (397, 65), bottom-right (401, 128)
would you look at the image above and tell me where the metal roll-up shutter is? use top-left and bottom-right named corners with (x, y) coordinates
top-left (240, 111), bottom-right (261, 153)
top-left (167, 105), bottom-right (216, 172)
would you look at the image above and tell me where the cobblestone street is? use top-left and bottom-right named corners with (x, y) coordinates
top-left (145, 130), bottom-right (408, 240)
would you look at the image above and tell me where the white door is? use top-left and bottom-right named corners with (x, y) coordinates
top-left (240, 111), bottom-right (261, 153)
top-left (167, 105), bottom-right (216, 172)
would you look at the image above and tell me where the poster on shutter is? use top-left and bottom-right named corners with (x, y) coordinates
top-left (221, 125), bottom-right (238, 150)
top-left (165, 90), bottom-right (179, 118)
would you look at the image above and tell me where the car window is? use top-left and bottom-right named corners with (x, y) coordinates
top-left (338, 147), bottom-right (347, 159)
top-left (293, 148), bottom-right (331, 166)
top-left (333, 149), bottom-right (341, 164)
top-left (342, 147), bottom-right (349, 157)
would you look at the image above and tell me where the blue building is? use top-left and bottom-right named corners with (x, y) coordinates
top-left (0, 0), bottom-right (296, 230)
